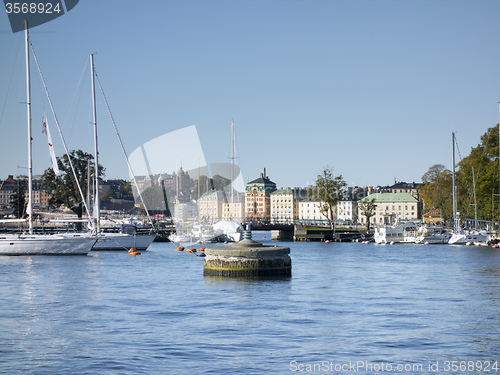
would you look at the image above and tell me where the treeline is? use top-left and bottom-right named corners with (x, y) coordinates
top-left (420, 125), bottom-right (500, 223)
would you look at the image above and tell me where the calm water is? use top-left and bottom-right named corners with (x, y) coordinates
top-left (1, 232), bottom-right (499, 374)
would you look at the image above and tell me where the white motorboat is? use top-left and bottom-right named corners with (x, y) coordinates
top-left (449, 230), bottom-right (493, 246)
top-left (415, 225), bottom-right (452, 244)
top-left (374, 221), bottom-right (418, 244)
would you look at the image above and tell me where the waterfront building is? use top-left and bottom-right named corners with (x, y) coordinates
top-left (337, 199), bottom-right (358, 224)
top-left (245, 170), bottom-right (277, 222)
top-left (198, 190), bottom-right (224, 223)
top-left (174, 201), bottom-right (198, 223)
top-left (335, 187), bottom-right (362, 224)
top-left (221, 191), bottom-right (245, 223)
top-left (358, 192), bottom-right (420, 226)
top-left (298, 196), bottom-right (334, 225)
top-left (270, 188), bottom-right (307, 224)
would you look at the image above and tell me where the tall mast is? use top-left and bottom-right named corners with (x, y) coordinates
top-left (452, 132), bottom-right (458, 233)
top-left (90, 54), bottom-right (99, 232)
top-left (230, 119), bottom-right (235, 220)
top-left (25, 20), bottom-right (33, 234)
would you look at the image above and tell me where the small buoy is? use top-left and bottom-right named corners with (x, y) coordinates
top-left (198, 247), bottom-right (206, 252)
top-left (176, 246), bottom-right (185, 251)
top-left (424, 241), bottom-right (429, 245)
top-left (325, 240), bottom-right (330, 244)
top-left (390, 241), bottom-right (395, 245)
top-left (198, 252), bottom-right (206, 257)
top-left (128, 248), bottom-right (141, 255)
top-left (186, 248), bottom-right (196, 253)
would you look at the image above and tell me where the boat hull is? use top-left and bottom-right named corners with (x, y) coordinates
top-left (92, 233), bottom-right (156, 251)
top-left (0, 234), bottom-right (97, 255)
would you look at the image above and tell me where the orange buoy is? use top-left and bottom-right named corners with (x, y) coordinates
top-left (176, 246), bottom-right (185, 251)
top-left (198, 252), bottom-right (206, 257)
top-left (186, 248), bottom-right (196, 253)
top-left (128, 248), bottom-right (141, 255)
top-left (198, 247), bottom-right (206, 252)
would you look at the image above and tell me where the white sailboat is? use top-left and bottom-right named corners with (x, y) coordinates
top-left (0, 22), bottom-right (97, 255)
top-left (446, 132), bottom-right (495, 245)
top-left (86, 54), bottom-right (156, 251)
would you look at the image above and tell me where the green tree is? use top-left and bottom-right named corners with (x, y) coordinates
top-left (358, 197), bottom-right (377, 231)
top-left (313, 167), bottom-right (347, 228)
top-left (41, 150), bottom-right (105, 210)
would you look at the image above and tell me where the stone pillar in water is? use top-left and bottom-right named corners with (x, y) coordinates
top-left (203, 225), bottom-right (291, 277)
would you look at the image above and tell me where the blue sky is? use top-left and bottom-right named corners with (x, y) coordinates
top-left (1, 0), bottom-right (500, 189)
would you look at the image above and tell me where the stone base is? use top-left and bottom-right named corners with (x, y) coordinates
top-left (203, 243), bottom-right (291, 278)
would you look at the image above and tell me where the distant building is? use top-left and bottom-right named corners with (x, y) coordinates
top-left (336, 187), bottom-right (362, 224)
top-left (422, 207), bottom-right (442, 224)
top-left (382, 181), bottom-right (421, 200)
top-left (0, 175), bottom-right (18, 210)
top-left (0, 176), bottom-right (51, 210)
top-left (245, 169), bottom-right (277, 222)
top-left (221, 191), bottom-right (245, 223)
top-left (298, 196), bottom-right (333, 224)
top-left (270, 188), bottom-right (307, 224)
top-left (174, 202), bottom-right (198, 223)
top-left (358, 192), bottom-right (420, 226)
top-left (198, 190), bottom-right (224, 223)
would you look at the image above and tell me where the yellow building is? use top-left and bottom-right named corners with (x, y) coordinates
top-left (245, 171), bottom-right (276, 222)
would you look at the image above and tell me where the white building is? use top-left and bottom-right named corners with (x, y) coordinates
top-left (174, 202), bottom-right (198, 223)
top-left (336, 199), bottom-right (358, 224)
top-left (198, 190), bottom-right (224, 223)
top-left (270, 188), bottom-right (306, 224)
top-left (298, 197), bottom-right (333, 224)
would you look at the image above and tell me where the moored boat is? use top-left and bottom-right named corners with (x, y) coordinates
top-left (374, 220), bottom-right (418, 244)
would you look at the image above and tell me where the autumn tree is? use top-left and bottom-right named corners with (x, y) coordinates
top-left (420, 164), bottom-right (453, 222)
top-left (456, 125), bottom-right (499, 222)
top-left (313, 167), bottom-right (347, 228)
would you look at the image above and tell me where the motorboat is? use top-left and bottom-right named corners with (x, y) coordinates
top-left (374, 220), bottom-right (418, 244)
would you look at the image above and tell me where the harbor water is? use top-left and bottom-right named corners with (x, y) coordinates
top-left (1, 232), bottom-right (499, 374)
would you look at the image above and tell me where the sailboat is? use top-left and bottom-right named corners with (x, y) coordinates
top-left (86, 54), bottom-right (157, 251)
top-left (0, 21), bottom-right (97, 255)
top-left (447, 132), bottom-right (494, 245)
